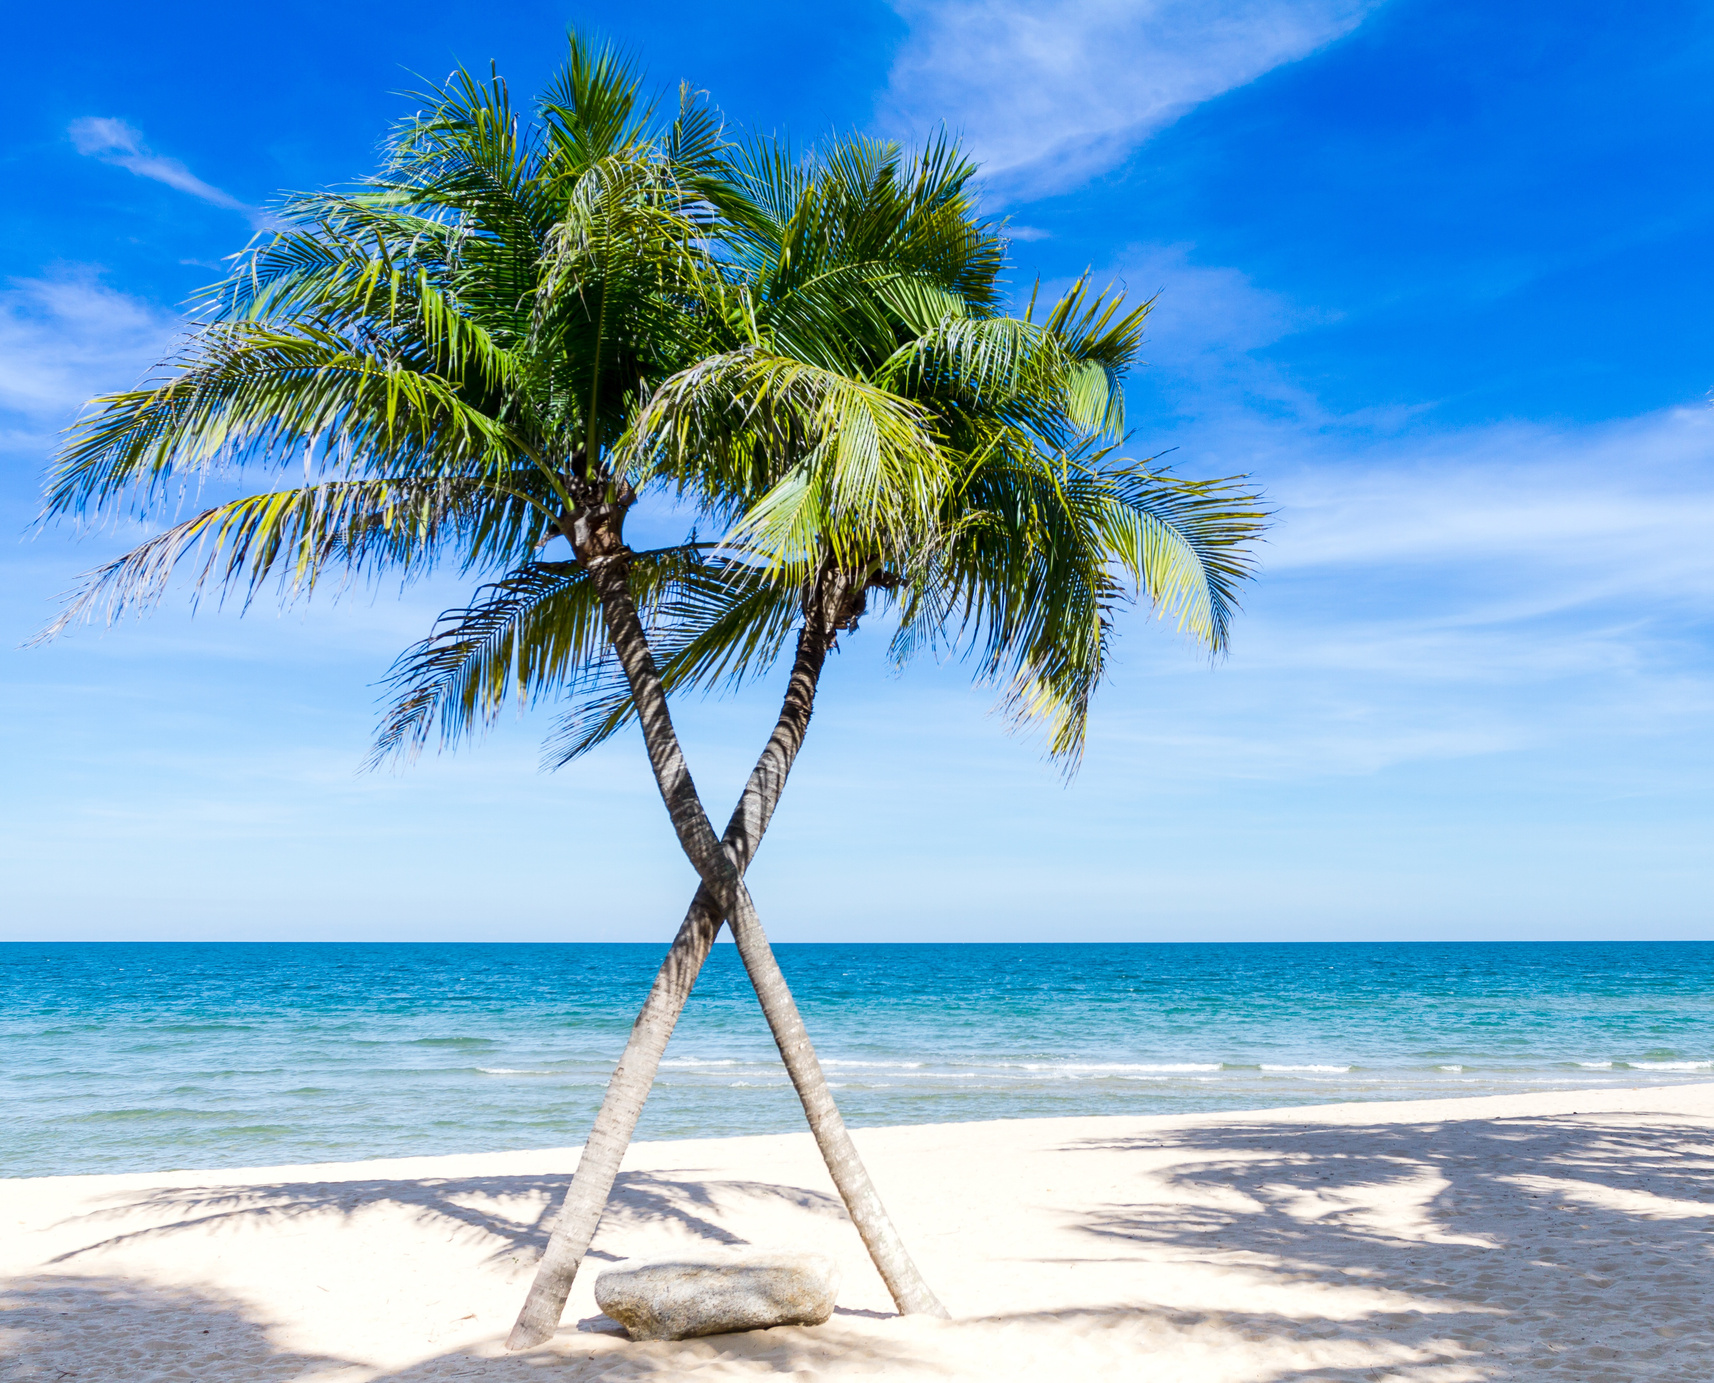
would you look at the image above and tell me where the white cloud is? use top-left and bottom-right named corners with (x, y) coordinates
top-left (1270, 407), bottom-right (1714, 593)
top-left (1041, 246), bottom-right (1714, 646)
top-left (1106, 401), bottom-right (1714, 784)
top-left (0, 271), bottom-right (180, 444)
top-left (880, 0), bottom-right (1379, 200)
top-left (1042, 242), bottom-right (1714, 789)
top-left (69, 116), bottom-right (252, 215)
top-left (1119, 243), bottom-right (1304, 354)
top-left (1059, 241), bottom-right (1376, 451)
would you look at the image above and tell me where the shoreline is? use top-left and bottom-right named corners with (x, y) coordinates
top-left (12, 1076), bottom-right (1714, 1189)
top-left (7, 1082), bottom-right (1713, 1379)
top-left (15, 940), bottom-right (1712, 1181)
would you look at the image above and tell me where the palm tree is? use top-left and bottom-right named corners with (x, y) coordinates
top-left (38, 43), bottom-right (956, 1331)
top-left (38, 48), bottom-right (721, 646)
top-left (380, 136), bottom-right (1266, 1344)
top-left (38, 41), bottom-right (1267, 1343)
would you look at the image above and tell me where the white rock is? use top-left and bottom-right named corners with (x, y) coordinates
top-left (593, 1249), bottom-right (841, 1341)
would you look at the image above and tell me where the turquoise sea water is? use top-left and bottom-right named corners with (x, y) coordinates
top-left (4, 941), bottom-right (1712, 1179)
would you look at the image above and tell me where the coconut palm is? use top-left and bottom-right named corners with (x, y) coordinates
top-left (38, 48), bottom-right (721, 643)
top-left (38, 41), bottom-right (1267, 1344)
top-left (379, 135), bottom-right (1266, 1343)
top-left (37, 44), bottom-right (956, 1330)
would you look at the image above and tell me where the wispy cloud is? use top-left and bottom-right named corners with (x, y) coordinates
top-left (69, 117), bottom-right (253, 216)
top-left (0, 271), bottom-right (179, 450)
top-left (1031, 240), bottom-right (1714, 789)
top-left (881, 0), bottom-right (1379, 200)
top-left (1271, 408), bottom-right (1714, 590)
top-left (1102, 398), bottom-right (1714, 787)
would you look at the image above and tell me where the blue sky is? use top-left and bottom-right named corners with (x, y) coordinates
top-left (3, 0), bottom-right (1711, 941)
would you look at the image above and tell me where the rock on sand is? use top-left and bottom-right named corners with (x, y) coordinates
top-left (593, 1249), bottom-right (841, 1341)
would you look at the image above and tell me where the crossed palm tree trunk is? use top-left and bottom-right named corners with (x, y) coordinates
top-left (507, 556), bottom-right (946, 1349)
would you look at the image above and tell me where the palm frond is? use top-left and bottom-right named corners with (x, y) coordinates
top-left (1033, 277), bottom-right (1154, 436)
top-left (46, 323), bottom-right (535, 520)
top-left (372, 543), bottom-right (720, 762)
top-left (36, 477), bottom-right (488, 643)
top-left (544, 557), bottom-right (803, 765)
top-left (627, 347), bottom-right (947, 568)
top-left (1102, 466), bottom-right (1269, 653)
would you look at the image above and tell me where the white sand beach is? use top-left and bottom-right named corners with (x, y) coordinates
top-left (5, 1083), bottom-right (1712, 1381)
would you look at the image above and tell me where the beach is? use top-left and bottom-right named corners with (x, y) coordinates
top-left (6, 1082), bottom-right (1712, 1381)
top-left (7, 7), bottom-right (1713, 1382)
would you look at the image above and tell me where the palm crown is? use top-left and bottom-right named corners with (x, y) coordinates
top-left (363, 118), bottom-right (1266, 773)
top-left (42, 40), bottom-right (1263, 773)
top-left (43, 47), bottom-right (712, 628)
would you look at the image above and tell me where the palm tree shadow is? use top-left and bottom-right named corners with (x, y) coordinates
top-left (24, 1113), bottom-right (1708, 1380)
top-left (45, 1168), bottom-right (847, 1271)
top-left (0, 1272), bottom-right (946, 1383)
top-left (13, 1170), bottom-right (896, 1381)
top-left (362, 1324), bottom-right (950, 1383)
top-left (1042, 1110), bottom-right (1714, 1378)
top-left (0, 1276), bottom-right (354, 1382)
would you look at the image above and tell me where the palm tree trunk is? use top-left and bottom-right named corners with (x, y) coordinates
top-left (721, 878), bottom-right (947, 1316)
top-left (584, 551), bottom-right (947, 1318)
top-left (506, 578), bottom-right (838, 1350)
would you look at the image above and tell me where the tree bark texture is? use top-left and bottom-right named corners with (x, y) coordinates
top-left (503, 894), bottom-right (720, 1351)
top-left (722, 878), bottom-right (948, 1317)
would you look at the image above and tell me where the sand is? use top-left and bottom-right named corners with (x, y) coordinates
top-left (5, 1083), bottom-right (1713, 1381)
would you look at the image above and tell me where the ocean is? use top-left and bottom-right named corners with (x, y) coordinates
top-left (4, 941), bottom-right (1711, 1179)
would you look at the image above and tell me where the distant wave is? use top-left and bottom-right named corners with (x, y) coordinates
top-left (1260, 1064), bottom-right (1353, 1073)
top-left (158, 1023), bottom-right (258, 1034)
top-left (1629, 1060), bottom-right (1711, 1071)
top-left (1007, 1061), bottom-right (1222, 1074)
top-left (821, 1059), bottom-right (927, 1070)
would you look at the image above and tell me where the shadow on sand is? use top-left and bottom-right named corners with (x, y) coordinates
top-left (45, 1168), bottom-right (845, 1270)
top-left (0, 1273), bottom-right (940, 1383)
top-left (1047, 1110), bottom-right (1714, 1378)
top-left (6, 1107), bottom-right (1711, 1380)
